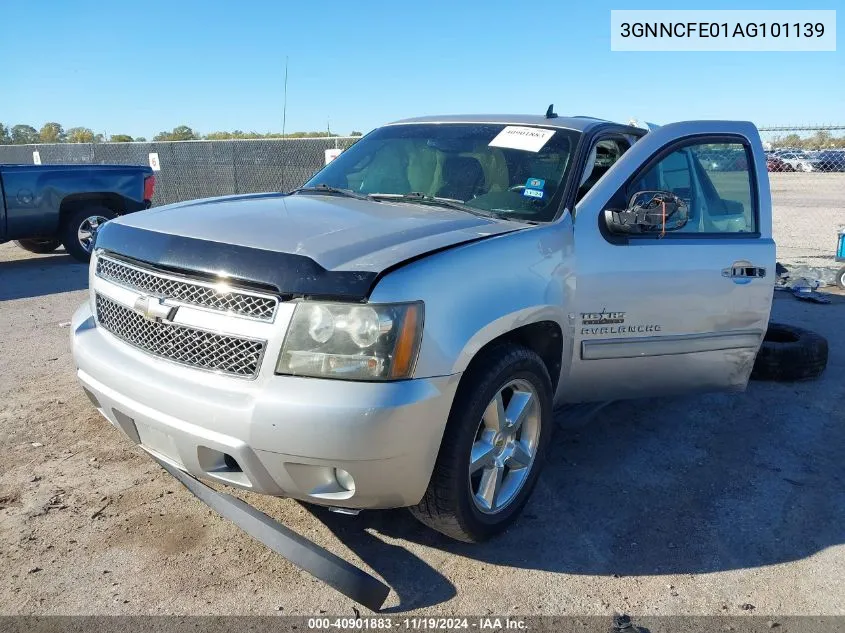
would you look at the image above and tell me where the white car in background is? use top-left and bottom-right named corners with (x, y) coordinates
top-left (778, 150), bottom-right (819, 172)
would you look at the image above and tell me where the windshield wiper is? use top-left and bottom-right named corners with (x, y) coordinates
top-left (367, 192), bottom-right (506, 219)
top-left (288, 184), bottom-right (371, 201)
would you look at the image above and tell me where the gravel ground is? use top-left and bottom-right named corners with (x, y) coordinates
top-left (1, 240), bottom-right (843, 618)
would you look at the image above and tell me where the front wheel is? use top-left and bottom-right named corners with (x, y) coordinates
top-left (14, 238), bottom-right (61, 254)
top-left (837, 266), bottom-right (845, 290)
top-left (409, 343), bottom-right (552, 542)
top-left (61, 206), bottom-right (117, 263)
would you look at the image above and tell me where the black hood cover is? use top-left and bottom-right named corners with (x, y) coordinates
top-left (95, 221), bottom-right (378, 300)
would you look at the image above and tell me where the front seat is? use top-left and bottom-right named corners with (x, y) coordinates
top-left (359, 143), bottom-right (411, 194)
top-left (436, 155), bottom-right (485, 201)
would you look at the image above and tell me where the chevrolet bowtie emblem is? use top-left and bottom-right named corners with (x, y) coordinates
top-left (133, 295), bottom-right (178, 323)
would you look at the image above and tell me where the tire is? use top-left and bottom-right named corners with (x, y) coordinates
top-left (837, 266), bottom-right (845, 291)
top-left (409, 343), bottom-right (553, 542)
top-left (13, 238), bottom-right (61, 254)
top-left (60, 206), bottom-right (117, 263)
top-left (750, 323), bottom-right (828, 382)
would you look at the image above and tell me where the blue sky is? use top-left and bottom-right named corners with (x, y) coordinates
top-left (1, 0), bottom-right (841, 138)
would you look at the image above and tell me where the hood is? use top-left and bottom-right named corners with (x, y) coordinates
top-left (95, 192), bottom-right (523, 299)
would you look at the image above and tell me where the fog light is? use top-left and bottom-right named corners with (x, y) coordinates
top-left (334, 468), bottom-right (355, 492)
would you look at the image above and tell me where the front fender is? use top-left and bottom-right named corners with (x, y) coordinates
top-left (369, 219), bottom-right (575, 391)
top-left (449, 304), bottom-right (567, 374)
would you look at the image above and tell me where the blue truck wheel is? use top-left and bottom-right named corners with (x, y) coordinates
top-left (61, 205), bottom-right (118, 263)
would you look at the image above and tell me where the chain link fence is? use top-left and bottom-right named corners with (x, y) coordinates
top-left (1, 127), bottom-right (843, 281)
top-left (0, 137), bottom-right (359, 207)
top-left (758, 126), bottom-right (845, 282)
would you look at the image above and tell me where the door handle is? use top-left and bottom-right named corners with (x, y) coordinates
top-left (722, 263), bottom-right (766, 279)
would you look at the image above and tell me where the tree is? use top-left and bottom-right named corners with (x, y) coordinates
top-left (39, 122), bottom-right (66, 143)
top-left (135, 137), bottom-right (147, 142)
top-left (808, 130), bottom-right (832, 150)
top-left (66, 127), bottom-right (96, 143)
top-left (0, 123), bottom-right (10, 144)
top-left (110, 134), bottom-right (134, 142)
top-left (350, 131), bottom-right (363, 137)
top-left (773, 133), bottom-right (801, 149)
top-left (204, 130), bottom-right (268, 140)
top-left (11, 124), bottom-right (39, 144)
top-left (154, 125), bottom-right (198, 141)
top-left (284, 131), bottom-right (337, 138)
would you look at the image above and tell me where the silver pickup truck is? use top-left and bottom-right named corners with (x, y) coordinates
top-left (71, 114), bottom-right (774, 545)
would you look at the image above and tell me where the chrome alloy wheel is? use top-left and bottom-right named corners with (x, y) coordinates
top-left (77, 215), bottom-right (110, 253)
top-left (468, 378), bottom-right (541, 514)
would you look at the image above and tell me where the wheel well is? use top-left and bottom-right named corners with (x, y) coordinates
top-left (59, 193), bottom-right (125, 226)
top-left (470, 321), bottom-right (563, 388)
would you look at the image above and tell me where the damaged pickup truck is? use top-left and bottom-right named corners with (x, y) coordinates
top-left (71, 114), bottom-right (775, 548)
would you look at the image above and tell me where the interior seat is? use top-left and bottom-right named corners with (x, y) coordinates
top-left (359, 143), bottom-right (411, 194)
top-left (436, 155), bottom-right (485, 201)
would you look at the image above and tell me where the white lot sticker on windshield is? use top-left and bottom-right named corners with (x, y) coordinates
top-left (488, 126), bottom-right (555, 152)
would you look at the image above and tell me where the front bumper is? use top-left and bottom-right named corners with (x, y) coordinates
top-left (155, 455), bottom-right (390, 611)
top-left (71, 302), bottom-right (460, 509)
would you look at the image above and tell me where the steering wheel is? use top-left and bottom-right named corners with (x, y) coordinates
top-left (508, 185), bottom-right (526, 192)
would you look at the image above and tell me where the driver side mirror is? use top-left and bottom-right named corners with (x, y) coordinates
top-left (604, 190), bottom-right (689, 235)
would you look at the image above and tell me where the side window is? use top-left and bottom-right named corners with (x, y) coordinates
top-left (655, 151), bottom-right (690, 195)
top-left (630, 141), bottom-right (756, 234)
top-left (576, 138), bottom-right (631, 201)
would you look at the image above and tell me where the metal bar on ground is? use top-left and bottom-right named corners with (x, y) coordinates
top-left (153, 457), bottom-right (391, 612)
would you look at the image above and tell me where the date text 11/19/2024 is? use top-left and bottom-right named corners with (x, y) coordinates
top-left (307, 617), bottom-right (528, 630)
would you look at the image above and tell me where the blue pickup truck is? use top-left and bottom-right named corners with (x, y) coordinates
top-left (0, 163), bottom-right (155, 262)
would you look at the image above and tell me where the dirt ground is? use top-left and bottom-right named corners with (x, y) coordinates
top-left (1, 242), bottom-right (843, 617)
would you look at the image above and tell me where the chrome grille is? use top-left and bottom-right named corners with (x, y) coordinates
top-left (96, 255), bottom-right (278, 321)
top-left (95, 294), bottom-right (266, 378)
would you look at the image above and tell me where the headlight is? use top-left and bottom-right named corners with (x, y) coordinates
top-left (277, 301), bottom-right (423, 380)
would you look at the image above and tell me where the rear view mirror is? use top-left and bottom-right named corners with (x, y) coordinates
top-left (604, 190), bottom-right (689, 235)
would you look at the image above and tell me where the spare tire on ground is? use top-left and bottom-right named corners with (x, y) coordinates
top-left (751, 323), bottom-right (828, 382)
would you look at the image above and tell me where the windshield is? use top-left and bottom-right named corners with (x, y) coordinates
top-left (302, 123), bottom-right (581, 222)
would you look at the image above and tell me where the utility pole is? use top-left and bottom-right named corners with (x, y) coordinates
top-left (282, 56), bottom-right (288, 139)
